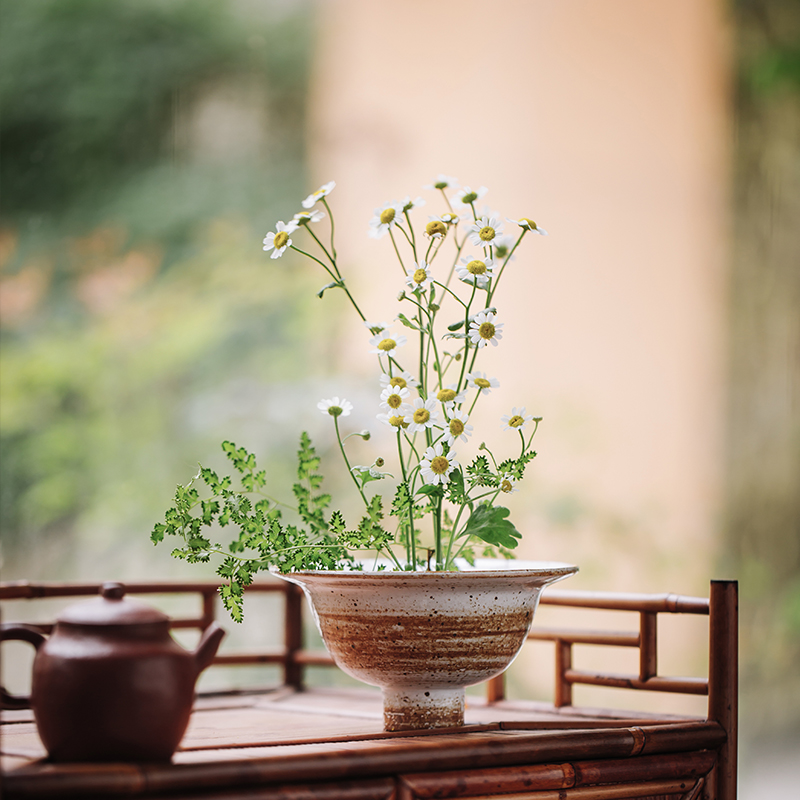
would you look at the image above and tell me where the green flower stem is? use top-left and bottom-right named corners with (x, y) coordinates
top-left (425, 237), bottom-right (436, 263)
top-left (487, 229), bottom-right (526, 307)
top-left (456, 282), bottom-right (478, 389)
top-left (442, 228), bottom-right (467, 291)
top-left (289, 245), bottom-right (337, 281)
top-left (525, 418), bottom-right (542, 449)
top-left (291, 244), bottom-right (369, 323)
top-left (396, 430), bottom-right (416, 567)
top-left (396, 222), bottom-right (415, 251)
top-left (322, 198), bottom-right (337, 260)
top-left (388, 228), bottom-right (407, 276)
top-left (403, 210), bottom-right (418, 261)
top-left (431, 280), bottom-right (468, 309)
top-left (333, 416), bottom-right (369, 507)
top-left (434, 494), bottom-right (443, 570)
top-left (305, 226), bottom-right (337, 269)
top-left (440, 188), bottom-right (453, 212)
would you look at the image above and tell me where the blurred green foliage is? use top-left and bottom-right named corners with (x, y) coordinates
top-left (0, 0), bottom-right (319, 575)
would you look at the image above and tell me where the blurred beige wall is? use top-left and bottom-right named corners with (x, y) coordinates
top-left (305, 0), bottom-right (730, 598)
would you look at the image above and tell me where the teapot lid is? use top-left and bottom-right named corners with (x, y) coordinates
top-left (58, 582), bottom-right (170, 626)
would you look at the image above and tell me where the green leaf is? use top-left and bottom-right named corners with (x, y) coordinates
top-left (417, 483), bottom-right (444, 499)
top-left (462, 504), bottom-right (522, 550)
top-left (317, 281), bottom-right (341, 298)
top-left (397, 313), bottom-right (423, 332)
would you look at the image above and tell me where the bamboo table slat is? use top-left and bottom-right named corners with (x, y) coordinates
top-left (1, 686), bottom-right (726, 800)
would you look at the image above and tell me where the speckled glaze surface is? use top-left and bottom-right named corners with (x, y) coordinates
top-left (277, 559), bottom-right (577, 731)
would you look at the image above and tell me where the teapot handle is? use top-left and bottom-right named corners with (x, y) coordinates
top-left (193, 621), bottom-right (225, 674)
top-left (0, 623), bottom-right (47, 709)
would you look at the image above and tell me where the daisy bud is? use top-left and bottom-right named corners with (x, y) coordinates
top-left (375, 457), bottom-right (385, 467)
top-left (426, 220), bottom-right (447, 238)
top-left (397, 290), bottom-right (406, 301)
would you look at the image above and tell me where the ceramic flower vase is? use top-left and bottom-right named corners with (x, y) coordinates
top-left (276, 559), bottom-right (577, 731)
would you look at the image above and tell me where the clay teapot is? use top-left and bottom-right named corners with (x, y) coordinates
top-left (0, 582), bottom-right (225, 762)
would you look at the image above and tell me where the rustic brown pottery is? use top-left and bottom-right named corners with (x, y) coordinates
top-left (277, 559), bottom-right (577, 731)
top-left (0, 582), bottom-right (225, 762)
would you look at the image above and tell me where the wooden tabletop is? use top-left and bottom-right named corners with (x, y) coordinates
top-left (1, 686), bottom-right (724, 799)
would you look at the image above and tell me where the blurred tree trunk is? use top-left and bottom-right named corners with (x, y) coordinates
top-left (726, 0), bottom-right (800, 735)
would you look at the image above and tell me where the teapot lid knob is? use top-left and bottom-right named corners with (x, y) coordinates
top-left (101, 582), bottom-right (126, 600)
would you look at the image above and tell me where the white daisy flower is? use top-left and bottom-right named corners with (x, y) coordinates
top-left (293, 209), bottom-right (325, 225)
top-left (507, 217), bottom-right (548, 236)
top-left (492, 234), bottom-right (516, 262)
top-left (380, 371), bottom-right (419, 391)
top-left (420, 443), bottom-right (460, 486)
top-left (456, 255), bottom-right (495, 289)
top-left (369, 331), bottom-right (408, 355)
top-left (262, 220), bottom-right (298, 259)
top-left (400, 195), bottom-right (426, 213)
top-left (368, 200), bottom-right (405, 239)
top-left (377, 412), bottom-right (410, 430)
top-left (438, 211), bottom-right (460, 225)
top-left (444, 410), bottom-right (473, 446)
top-left (466, 371), bottom-right (500, 395)
top-left (499, 472), bottom-right (519, 494)
top-left (468, 310), bottom-right (504, 348)
top-left (405, 261), bottom-right (433, 293)
top-left (467, 215), bottom-right (504, 249)
top-left (435, 383), bottom-right (466, 410)
top-left (501, 406), bottom-right (534, 432)
top-left (317, 397), bottom-right (353, 418)
top-left (407, 398), bottom-right (441, 433)
top-left (301, 181), bottom-right (336, 209)
top-left (450, 185), bottom-right (488, 208)
top-left (424, 174), bottom-right (460, 191)
top-left (379, 385), bottom-right (410, 413)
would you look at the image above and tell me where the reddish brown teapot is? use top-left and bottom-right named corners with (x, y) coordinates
top-left (0, 582), bottom-right (224, 762)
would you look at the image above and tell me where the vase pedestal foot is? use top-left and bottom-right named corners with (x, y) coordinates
top-left (382, 687), bottom-right (465, 731)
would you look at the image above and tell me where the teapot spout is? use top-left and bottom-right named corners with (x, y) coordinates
top-left (193, 622), bottom-right (225, 674)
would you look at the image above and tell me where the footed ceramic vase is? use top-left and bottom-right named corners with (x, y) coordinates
top-left (277, 559), bottom-right (577, 731)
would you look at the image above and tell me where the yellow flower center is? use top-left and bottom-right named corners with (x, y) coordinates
top-left (462, 191), bottom-right (478, 204)
top-left (412, 268), bottom-right (427, 285)
top-left (509, 415), bottom-right (524, 428)
top-left (437, 389), bottom-right (457, 403)
top-left (413, 408), bottom-right (430, 424)
top-left (378, 338), bottom-right (396, 352)
top-left (522, 218), bottom-right (538, 229)
top-left (273, 231), bottom-right (289, 249)
top-left (380, 208), bottom-right (396, 225)
top-left (479, 226), bottom-right (496, 242)
top-left (500, 478), bottom-right (513, 492)
top-left (389, 415), bottom-right (408, 428)
top-left (430, 455), bottom-right (449, 475)
top-left (467, 259), bottom-right (487, 275)
top-left (478, 322), bottom-right (495, 340)
top-left (426, 220), bottom-right (446, 237)
top-left (449, 419), bottom-right (464, 436)
top-left (389, 376), bottom-right (407, 389)
top-left (387, 393), bottom-right (403, 409)
top-left (474, 377), bottom-right (491, 389)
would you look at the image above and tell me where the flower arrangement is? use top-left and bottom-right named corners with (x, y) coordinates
top-left (151, 176), bottom-right (548, 621)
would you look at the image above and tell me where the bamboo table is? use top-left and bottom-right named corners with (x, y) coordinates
top-left (2, 685), bottom-right (726, 799)
top-left (0, 579), bottom-right (738, 799)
